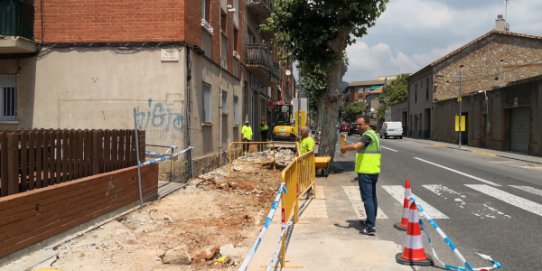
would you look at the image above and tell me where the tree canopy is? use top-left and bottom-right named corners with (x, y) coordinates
top-left (380, 73), bottom-right (410, 105)
top-left (263, 0), bottom-right (388, 156)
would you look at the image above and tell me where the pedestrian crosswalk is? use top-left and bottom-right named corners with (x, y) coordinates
top-left (342, 186), bottom-right (388, 219)
top-left (301, 183), bottom-right (542, 221)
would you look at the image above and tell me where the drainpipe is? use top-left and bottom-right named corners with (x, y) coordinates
top-left (185, 45), bottom-right (193, 179)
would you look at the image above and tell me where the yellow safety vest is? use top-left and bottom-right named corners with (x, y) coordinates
top-left (241, 125), bottom-right (253, 140)
top-left (355, 130), bottom-right (381, 174)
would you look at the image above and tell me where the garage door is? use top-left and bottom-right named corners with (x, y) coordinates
top-left (510, 108), bottom-right (530, 153)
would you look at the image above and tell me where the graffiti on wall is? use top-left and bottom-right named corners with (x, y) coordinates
top-left (135, 99), bottom-right (183, 132)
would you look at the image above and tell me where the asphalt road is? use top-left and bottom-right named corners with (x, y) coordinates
top-left (339, 134), bottom-right (542, 271)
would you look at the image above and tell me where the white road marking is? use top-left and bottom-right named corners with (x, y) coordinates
top-left (382, 146), bottom-right (398, 152)
top-left (465, 184), bottom-right (542, 217)
top-left (509, 185), bottom-right (542, 197)
top-left (342, 186), bottom-right (388, 219)
top-left (382, 185), bottom-right (449, 219)
top-left (423, 184), bottom-right (511, 219)
top-left (414, 157), bottom-right (501, 187)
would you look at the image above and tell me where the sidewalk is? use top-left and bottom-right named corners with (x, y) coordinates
top-left (403, 137), bottom-right (542, 165)
top-left (247, 155), bottom-right (411, 271)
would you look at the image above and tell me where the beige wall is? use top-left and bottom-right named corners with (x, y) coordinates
top-left (189, 51), bottom-right (242, 158)
top-left (1, 47), bottom-right (188, 150)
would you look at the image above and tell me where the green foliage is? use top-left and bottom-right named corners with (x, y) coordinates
top-left (339, 102), bottom-right (366, 122)
top-left (381, 73), bottom-right (410, 105)
top-left (262, 0), bottom-right (388, 69)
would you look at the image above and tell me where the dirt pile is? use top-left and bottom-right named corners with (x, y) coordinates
top-left (47, 156), bottom-right (283, 271)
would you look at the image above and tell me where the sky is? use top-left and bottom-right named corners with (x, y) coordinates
top-left (343, 0), bottom-right (542, 82)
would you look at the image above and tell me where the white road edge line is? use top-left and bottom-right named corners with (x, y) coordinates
top-left (465, 184), bottom-right (542, 217)
top-left (382, 146), bottom-right (398, 152)
top-left (413, 157), bottom-right (501, 187)
top-left (382, 185), bottom-right (449, 219)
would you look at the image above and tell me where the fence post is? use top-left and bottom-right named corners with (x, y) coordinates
top-left (91, 130), bottom-right (100, 174)
top-left (6, 133), bottom-right (20, 195)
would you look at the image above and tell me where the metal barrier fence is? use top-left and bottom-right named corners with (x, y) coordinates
top-left (279, 150), bottom-right (315, 266)
top-left (227, 141), bottom-right (297, 164)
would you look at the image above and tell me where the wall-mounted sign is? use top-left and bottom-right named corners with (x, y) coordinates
top-left (161, 49), bottom-right (179, 62)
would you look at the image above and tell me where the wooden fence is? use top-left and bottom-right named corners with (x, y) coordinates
top-left (0, 129), bottom-right (145, 197)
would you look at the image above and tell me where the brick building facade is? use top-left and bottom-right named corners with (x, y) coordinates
top-left (0, 0), bottom-right (284, 178)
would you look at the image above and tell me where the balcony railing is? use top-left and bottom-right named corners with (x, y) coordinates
top-left (246, 0), bottom-right (272, 20)
top-left (246, 43), bottom-right (279, 86)
top-left (0, 0), bottom-right (34, 40)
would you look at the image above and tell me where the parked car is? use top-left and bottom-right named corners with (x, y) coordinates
top-left (380, 121), bottom-right (403, 139)
top-left (339, 123), bottom-right (350, 133)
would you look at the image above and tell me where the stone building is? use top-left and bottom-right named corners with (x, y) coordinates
top-left (406, 15), bottom-right (542, 154)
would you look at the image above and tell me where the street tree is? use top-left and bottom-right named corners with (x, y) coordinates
top-left (380, 73), bottom-right (409, 105)
top-left (263, 0), bottom-right (388, 156)
top-left (339, 102), bottom-right (366, 122)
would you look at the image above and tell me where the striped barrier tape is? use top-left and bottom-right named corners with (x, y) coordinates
top-left (238, 183), bottom-right (287, 271)
top-left (138, 146), bottom-right (194, 166)
top-left (410, 197), bottom-right (502, 271)
top-left (266, 220), bottom-right (293, 271)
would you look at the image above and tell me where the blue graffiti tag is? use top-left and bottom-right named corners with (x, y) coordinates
top-left (135, 99), bottom-right (183, 132)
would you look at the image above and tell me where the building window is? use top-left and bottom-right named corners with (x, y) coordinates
top-left (414, 83), bottom-right (418, 103)
top-left (221, 11), bottom-right (227, 32)
top-left (203, 82), bottom-right (212, 122)
top-left (233, 28), bottom-right (239, 52)
top-left (426, 78), bottom-right (429, 100)
top-left (221, 34), bottom-right (228, 69)
top-left (0, 75), bottom-right (16, 120)
top-left (202, 0), bottom-right (210, 21)
top-left (221, 90), bottom-right (228, 114)
top-left (233, 95), bottom-right (240, 124)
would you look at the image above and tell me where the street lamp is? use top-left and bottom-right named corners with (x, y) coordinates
top-left (478, 90), bottom-right (489, 147)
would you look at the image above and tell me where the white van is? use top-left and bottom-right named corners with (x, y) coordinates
top-left (380, 122), bottom-right (403, 139)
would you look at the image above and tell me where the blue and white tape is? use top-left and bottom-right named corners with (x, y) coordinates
top-left (410, 197), bottom-right (502, 271)
top-left (238, 183), bottom-right (287, 271)
top-left (138, 146), bottom-right (194, 166)
top-left (266, 220), bottom-right (293, 271)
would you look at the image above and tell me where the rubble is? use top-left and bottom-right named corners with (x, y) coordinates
top-left (162, 245), bottom-right (192, 265)
top-left (46, 154), bottom-right (283, 270)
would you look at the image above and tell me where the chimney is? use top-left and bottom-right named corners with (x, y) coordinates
top-left (495, 14), bottom-right (509, 32)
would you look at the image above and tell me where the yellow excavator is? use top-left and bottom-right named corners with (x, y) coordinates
top-left (270, 99), bottom-right (307, 149)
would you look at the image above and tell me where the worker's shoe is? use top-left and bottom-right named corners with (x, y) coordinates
top-left (360, 227), bottom-right (376, 236)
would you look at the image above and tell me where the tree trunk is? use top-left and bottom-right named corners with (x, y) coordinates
top-left (317, 31), bottom-right (349, 158)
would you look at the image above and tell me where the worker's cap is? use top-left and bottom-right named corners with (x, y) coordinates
top-left (244, 120), bottom-right (250, 124)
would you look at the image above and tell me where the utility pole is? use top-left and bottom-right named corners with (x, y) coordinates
top-left (458, 65), bottom-right (463, 148)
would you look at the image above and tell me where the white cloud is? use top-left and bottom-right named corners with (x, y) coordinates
top-left (343, 0), bottom-right (542, 82)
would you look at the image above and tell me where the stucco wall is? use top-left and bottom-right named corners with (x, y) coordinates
top-left (189, 51), bottom-right (241, 158)
top-left (0, 47), bottom-right (188, 155)
top-left (408, 68), bottom-right (433, 138)
top-left (432, 76), bottom-right (542, 155)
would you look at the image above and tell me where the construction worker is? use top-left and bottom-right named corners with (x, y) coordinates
top-left (340, 115), bottom-right (381, 236)
top-left (299, 126), bottom-right (315, 154)
top-left (241, 120), bottom-right (253, 154)
top-left (260, 120), bottom-right (269, 141)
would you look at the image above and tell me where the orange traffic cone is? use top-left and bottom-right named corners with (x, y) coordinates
top-left (396, 201), bottom-right (433, 266)
top-left (394, 179), bottom-right (411, 231)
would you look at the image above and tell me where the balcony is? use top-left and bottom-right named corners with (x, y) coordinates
top-left (246, 0), bottom-right (272, 21)
top-left (246, 43), bottom-right (279, 86)
top-left (0, 0), bottom-right (36, 54)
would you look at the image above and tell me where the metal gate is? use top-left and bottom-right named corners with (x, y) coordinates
top-left (510, 108), bottom-right (530, 153)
